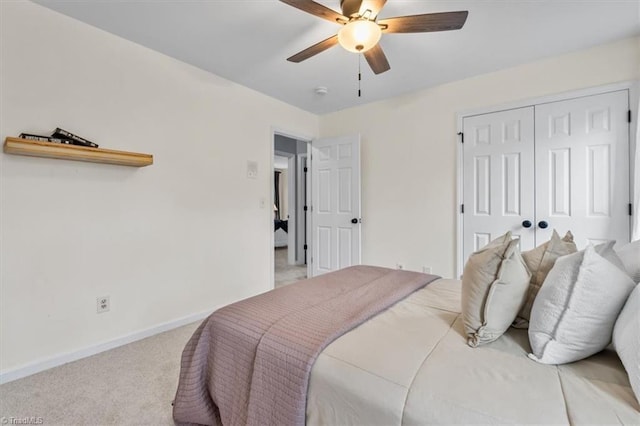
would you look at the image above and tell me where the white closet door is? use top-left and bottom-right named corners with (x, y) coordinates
top-left (535, 90), bottom-right (630, 248)
top-left (462, 107), bottom-right (535, 263)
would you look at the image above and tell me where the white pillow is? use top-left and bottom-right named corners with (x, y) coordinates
top-left (596, 241), bottom-right (627, 272)
top-left (462, 232), bottom-right (531, 347)
top-left (613, 283), bottom-right (640, 404)
top-left (528, 244), bottom-right (635, 364)
top-left (516, 230), bottom-right (577, 326)
top-left (616, 239), bottom-right (640, 283)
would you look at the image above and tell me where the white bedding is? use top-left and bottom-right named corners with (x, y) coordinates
top-left (307, 278), bottom-right (640, 425)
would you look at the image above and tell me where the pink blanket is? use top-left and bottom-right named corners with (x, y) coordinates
top-left (173, 265), bottom-right (439, 425)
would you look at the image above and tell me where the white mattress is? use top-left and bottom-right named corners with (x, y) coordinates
top-left (307, 278), bottom-right (640, 425)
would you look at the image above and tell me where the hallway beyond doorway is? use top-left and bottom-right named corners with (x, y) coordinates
top-left (274, 247), bottom-right (306, 287)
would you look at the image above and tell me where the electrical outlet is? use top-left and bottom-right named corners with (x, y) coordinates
top-left (97, 296), bottom-right (110, 314)
top-left (396, 263), bottom-right (404, 270)
top-left (423, 266), bottom-right (432, 274)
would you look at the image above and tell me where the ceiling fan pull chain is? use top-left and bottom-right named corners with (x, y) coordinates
top-left (358, 54), bottom-right (362, 97)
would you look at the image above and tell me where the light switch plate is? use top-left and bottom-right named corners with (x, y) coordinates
top-left (247, 161), bottom-right (258, 179)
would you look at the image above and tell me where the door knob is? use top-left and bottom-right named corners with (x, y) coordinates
top-left (351, 218), bottom-right (359, 224)
top-left (522, 220), bottom-right (532, 228)
top-left (538, 221), bottom-right (549, 229)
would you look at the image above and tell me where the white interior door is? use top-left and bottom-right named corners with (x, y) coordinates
top-left (535, 90), bottom-right (630, 248)
top-left (462, 107), bottom-right (535, 263)
top-left (311, 135), bottom-right (361, 276)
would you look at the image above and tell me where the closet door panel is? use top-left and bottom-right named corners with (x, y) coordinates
top-left (534, 90), bottom-right (630, 248)
top-left (462, 107), bottom-right (535, 264)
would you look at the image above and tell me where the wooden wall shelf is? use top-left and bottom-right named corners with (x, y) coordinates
top-left (3, 137), bottom-right (153, 167)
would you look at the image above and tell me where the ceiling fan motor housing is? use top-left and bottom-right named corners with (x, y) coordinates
top-left (340, 0), bottom-right (363, 17)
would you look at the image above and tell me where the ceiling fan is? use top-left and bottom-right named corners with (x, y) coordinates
top-left (280, 0), bottom-right (468, 75)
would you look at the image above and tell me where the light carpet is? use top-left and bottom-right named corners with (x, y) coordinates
top-left (0, 321), bottom-right (200, 425)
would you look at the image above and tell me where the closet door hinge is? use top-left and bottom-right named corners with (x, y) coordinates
top-left (304, 205), bottom-right (308, 211)
top-left (303, 166), bottom-right (308, 173)
top-left (629, 110), bottom-right (632, 123)
top-left (457, 132), bottom-right (464, 143)
top-left (461, 204), bottom-right (464, 214)
top-left (629, 203), bottom-right (633, 216)
top-left (304, 244), bottom-right (308, 250)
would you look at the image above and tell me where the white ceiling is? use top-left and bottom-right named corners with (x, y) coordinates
top-left (34, 0), bottom-right (640, 115)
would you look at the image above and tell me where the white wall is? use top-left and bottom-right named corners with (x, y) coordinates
top-left (320, 36), bottom-right (640, 278)
top-left (0, 1), bottom-right (318, 375)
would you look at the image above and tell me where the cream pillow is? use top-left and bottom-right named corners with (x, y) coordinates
top-left (462, 232), bottom-right (531, 347)
top-left (528, 244), bottom-right (635, 364)
top-left (616, 239), bottom-right (640, 283)
top-left (613, 283), bottom-right (640, 404)
top-left (515, 230), bottom-right (577, 326)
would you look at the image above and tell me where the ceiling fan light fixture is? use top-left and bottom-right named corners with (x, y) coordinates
top-left (337, 19), bottom-right (381, 53)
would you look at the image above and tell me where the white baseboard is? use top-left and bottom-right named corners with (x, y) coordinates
top-left (0, 308), bottom-right (214, 385)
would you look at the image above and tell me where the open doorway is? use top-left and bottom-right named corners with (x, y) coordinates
top-left (273, 133), bottom-right (309, 287)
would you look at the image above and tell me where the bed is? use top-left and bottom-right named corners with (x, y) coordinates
top-left (307, 278), bottom-right (639, 424)
top-left (173, 266), bottom-right (640, 425)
